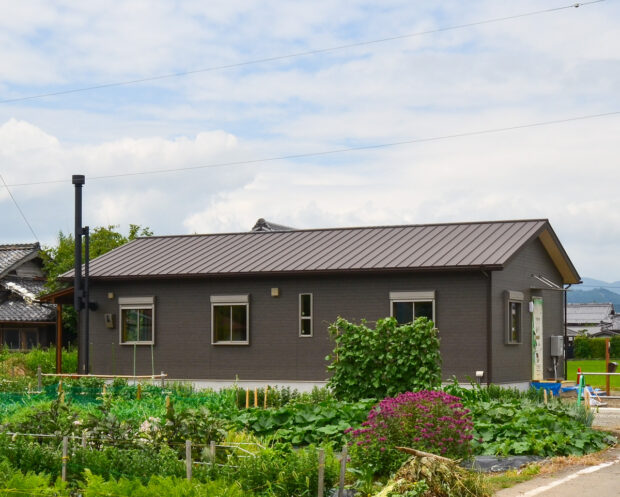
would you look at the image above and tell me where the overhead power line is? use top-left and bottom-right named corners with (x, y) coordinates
top-left (0, 173), bottom-right (39, 241)
top-left (4, 109), bottom-right (619, 188)
top-left (0, 1), bottom-right (605, 104)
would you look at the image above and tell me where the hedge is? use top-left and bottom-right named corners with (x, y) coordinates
top-left (573, 336), bottom-right (620, 359)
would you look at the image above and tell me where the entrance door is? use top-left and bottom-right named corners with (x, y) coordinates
top-left (532, 297), bottom-right (544, 381)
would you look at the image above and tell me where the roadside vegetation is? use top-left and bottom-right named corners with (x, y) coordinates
top-left (0, 320), bottom-right (615, 496)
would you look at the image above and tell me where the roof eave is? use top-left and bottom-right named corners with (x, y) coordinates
top-left (67, 264), bottom-right (503, 282)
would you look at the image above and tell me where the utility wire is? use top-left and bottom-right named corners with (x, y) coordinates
top-left (4, 109), bottom-right (619, 188)
top-left (0, 1), bottom-right (605, 104)
top-left (0, 172), bottom-right (39, 241)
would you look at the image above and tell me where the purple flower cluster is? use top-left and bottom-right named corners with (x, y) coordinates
top-left (347, 390), bottom-right (473, 462)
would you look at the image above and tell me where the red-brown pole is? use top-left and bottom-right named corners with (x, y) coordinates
top-left (56, 304), bottom-right (63, 373)
top-left (605, 338), bottom-right (610, 397)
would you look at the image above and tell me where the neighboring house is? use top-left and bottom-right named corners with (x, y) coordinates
top-left (566, 303), bottom-right (615, 338)
top-left (62, 219), bottom-right (580, 387)
top-left (0, 244), bottom-right (55, 349)
top-left (599, 315), bottom-right (620, 337)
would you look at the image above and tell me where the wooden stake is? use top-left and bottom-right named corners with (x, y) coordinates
top-left (317, 448), bottom-right (325, 497)
top-left (137, 383), bottom-right (142, 400)
top-left (605, 338), bottom-right (611, 397)
top-left (37, 366), bottom-right (42, 392)
top-left (543, 388), bottom-right (548, 405)
top-left (338, 445), bottom-right (347, 497)
top-left (210, 440), bottom-right (216, 467)
top-left (264, 385), bottom-right (268, 408)
top-left (245, 388), bottom-right (249, 409)
top-left (254, 388), bottom-right (258, 407)
top-left (186, 440), bottom-right (192, 480)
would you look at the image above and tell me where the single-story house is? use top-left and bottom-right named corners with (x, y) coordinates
top-left (566, 303), bottom-right (615, 338)
top-left (599, 314), bottom-right (620, 337)
top-left (62, 219), bottom-right (580, 388)
top-left (0, 243), bottom-right (55, 349)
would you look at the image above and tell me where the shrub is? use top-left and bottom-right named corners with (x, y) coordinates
top-left (327, 317), bottom-right (441, 401)
top-left (203, 443), bottom-right (338, 497)
top-left (574, 337), bottom-right (608, 359)
top-left (347, 391), bottom-right (473, 477)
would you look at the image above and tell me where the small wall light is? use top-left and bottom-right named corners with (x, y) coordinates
top-left (271, 288), bottom-right (280, 297)
top-left (475, 370), bottom-right (484, 385)
top-left (107, 292), bottom-right (115, 300)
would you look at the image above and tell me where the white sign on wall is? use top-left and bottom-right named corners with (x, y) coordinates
top-left (531, 297), bottom-right (544, 381)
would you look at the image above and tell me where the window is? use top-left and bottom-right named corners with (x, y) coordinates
top-left (389, 291), bottom-right (435, 325)
top-left (211, 295), bottom-right (249, 344)
top-left (505, 291), bottom-right (523, 344)
top-left (119, 297), bottom-right (154, 345)
top-left (299, 293), bottom-right (312, 337)
top-left (3, 329), bottom-right (20, 350)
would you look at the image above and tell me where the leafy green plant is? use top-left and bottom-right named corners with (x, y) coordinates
top-left (205, 443), bottom-right (338, 497)
top-left (234, 398), bottom-right (374, 445)
top-left (327, 317), bottom-right (441, 401)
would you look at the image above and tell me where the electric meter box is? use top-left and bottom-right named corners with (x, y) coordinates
top-left (550, 336), bottom-right (564, 357)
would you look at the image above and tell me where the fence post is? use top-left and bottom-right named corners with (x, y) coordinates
top-left (62, 436), bottom-right (68, 482)
top-left (186, 440), bottom-right (192, 480)
top-left (161, 371), bottom-right (165, 389)
top-left (338, 445), bottom-right (347, 497)
top-left (37, 366), bottom-right (42, 391)
top-left (210, 440), bottom-right (216, 467)
top-left (317, 448), bottom-right (325, 497)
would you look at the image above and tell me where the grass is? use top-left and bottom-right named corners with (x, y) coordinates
top-left (483, 464), bottom-right (540, 493)
top-left (567, 359), bottom-right (620, 389)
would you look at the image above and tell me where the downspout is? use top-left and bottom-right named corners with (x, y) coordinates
top-left (564, 284), bottom-right (571, 380)
top-left (483, 270), bottom-right (493, 385)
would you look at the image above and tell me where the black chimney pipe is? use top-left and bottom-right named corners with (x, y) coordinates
top-left (72, 175), bottom-right (86, 374)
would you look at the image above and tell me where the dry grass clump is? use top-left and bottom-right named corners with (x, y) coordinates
top-left (376, 450), bottom-right (489, 497)
top-left (538, 452), bottom-right (606, 475)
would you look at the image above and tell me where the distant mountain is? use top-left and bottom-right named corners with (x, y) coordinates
top-left (567, 287), bottom-right (620, 307)
top-left (580, 277), bottom-right (620, 295)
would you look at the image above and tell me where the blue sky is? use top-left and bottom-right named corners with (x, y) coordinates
top-left (1, 1), bottom-right (619, 280)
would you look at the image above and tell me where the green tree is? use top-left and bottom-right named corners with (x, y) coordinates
top-left (40, 225), bottom-right (153, 343)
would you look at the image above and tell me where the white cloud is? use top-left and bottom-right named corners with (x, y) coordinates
top-left (1, 0), bottom-right (619, 281)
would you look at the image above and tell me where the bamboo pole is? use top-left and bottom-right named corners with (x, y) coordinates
top-left (254, 388), bottom-right (258, 407)
top-left (61, 436), bottom-right (68, 481)
top-left (245, 389), bottom-right (250, 409)
top-left (264, 385), bottom-right (268, 408)
top-left (395, 446), bottom-right (456, 463)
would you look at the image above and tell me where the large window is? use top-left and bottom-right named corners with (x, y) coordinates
top-left (389, 291), bottom-right (435, 325)
top-left (211, 295), bottom-right (249, 344)
top-left (119, 297), bottom-right (154, 345)
top-left (505, 291), bottom-right (523, 344)
top-left (299, 293), bottom-right (312, 337)
top-left (2, 328), bottom-right (39, 350)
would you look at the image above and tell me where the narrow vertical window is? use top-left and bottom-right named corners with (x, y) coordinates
top-left (299, 293), bottom-right (312, 337)
top-left (505, 290), bottom-right (524, 344)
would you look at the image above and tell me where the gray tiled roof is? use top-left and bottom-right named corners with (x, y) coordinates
top-left (0, 243), bottom-right (40, 277)
top-left (61, 219), bottom-right (580, 284)
top-left (0, 298), bottom-right (55, 322)
top-left (566, 303), bottom-right (614, 325)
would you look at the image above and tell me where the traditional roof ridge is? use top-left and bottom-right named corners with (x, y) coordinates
top-left (0, 242), bottom-right (40, 250)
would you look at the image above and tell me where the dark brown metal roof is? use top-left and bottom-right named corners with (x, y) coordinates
top-left (61, 219), bottom-right (580, 284)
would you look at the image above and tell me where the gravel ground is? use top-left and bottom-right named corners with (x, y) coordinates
top-left (592, 407), bottom-right (620, 432)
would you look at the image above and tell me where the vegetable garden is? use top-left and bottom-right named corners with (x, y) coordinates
top-left (0, 322), bottom-right (615, 497)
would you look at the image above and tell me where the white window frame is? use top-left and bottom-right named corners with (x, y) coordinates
top-left (119, 296), bottom-right (155, 345)
top-left (389, 291), bottom-right (436, 324)
top-left (299, 293), bottom-right (313, 337)
top-left (505, 290), bottom-right (524, 345)
top-left (211, 295), bottom-right (250, 345)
